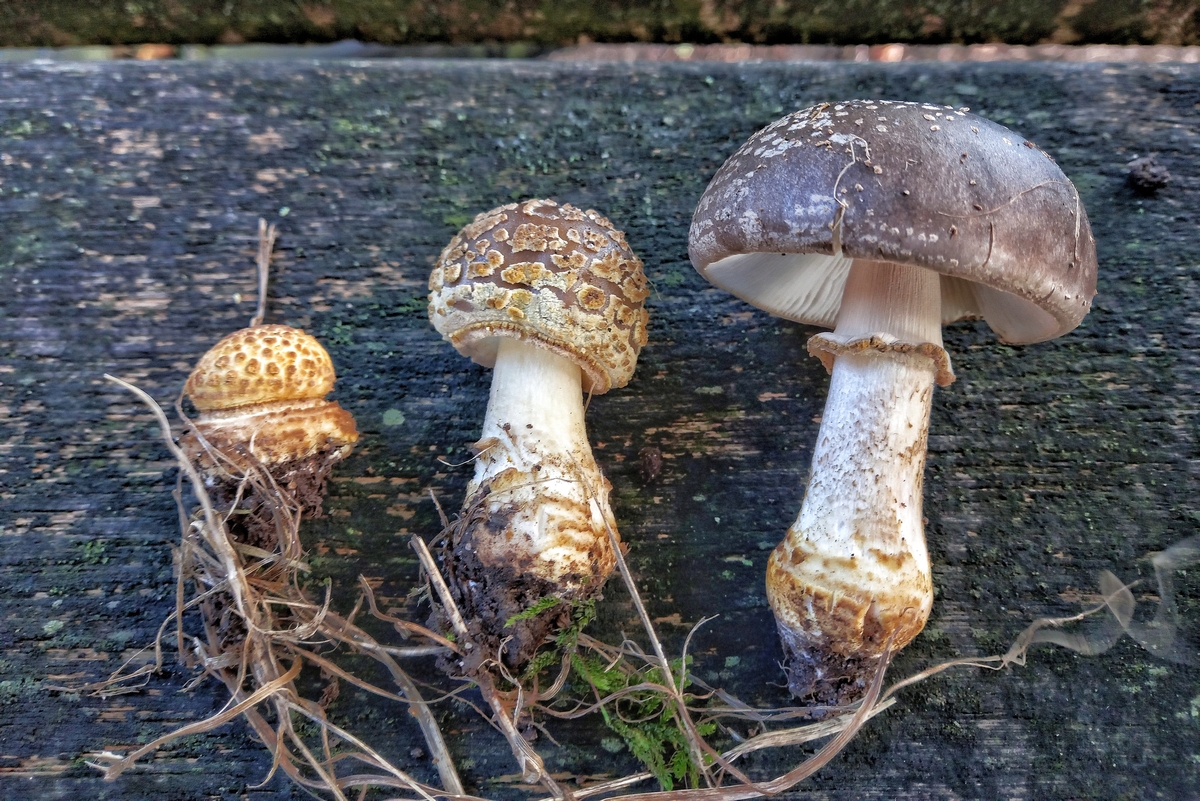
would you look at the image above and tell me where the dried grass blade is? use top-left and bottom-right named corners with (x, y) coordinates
top-left (104, 374), bottom-right (253, 622)
top-left (720, 697), bottom-right (896, 761)
top-left (284, 699), bottom-right (444, 801)
top-left (411, 535), bottom-right (471, 643)
top-left (592, 495), bottom-right (714, 787)
top-left (359, 575), bottom-right (462, 653)
top-left (88, 658), bottom-right (303, 780)
top-left (250, 217), bottom-right (276, 328)
top-left (299, 628), bottom-right (466, 797)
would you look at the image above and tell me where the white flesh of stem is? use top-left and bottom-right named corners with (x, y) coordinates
top-left (773, 259), bottom-right (941, 654)
top-left (469, 336), bottom-right (613, 586)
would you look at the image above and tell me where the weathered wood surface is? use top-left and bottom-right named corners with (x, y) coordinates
top-left (0, 59), bottom-right (1198, 800)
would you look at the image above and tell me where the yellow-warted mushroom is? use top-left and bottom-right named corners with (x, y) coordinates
top-left (428, 198), bottom-right (650, 669)
top-left (689, 100), bottom-right (1097, 702)
top-left (182, 324), bottom-right (359, 526)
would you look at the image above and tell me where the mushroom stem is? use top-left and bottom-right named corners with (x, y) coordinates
top-left (767, 259), bottom-right (942, 701)
top-left (475, 336), bottom-right (594, 495)
top-left (449, 336), bottom-right (617, 667)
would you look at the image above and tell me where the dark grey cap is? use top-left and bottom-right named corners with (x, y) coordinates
top-left (688, 100), bottom-right (1097, 344)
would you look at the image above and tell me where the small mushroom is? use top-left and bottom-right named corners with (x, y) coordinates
top-left (689, 100), bottom-right (1097, 701)
top-left (182, 324), bottom-right (358, 519)
top-left (428, 198), bottom-right (650, 669)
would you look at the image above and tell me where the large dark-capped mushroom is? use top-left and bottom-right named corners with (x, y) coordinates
top-left (428, 198), bottom-right (650, 670)
top-left (689, 100), bottom-right (1097, 702)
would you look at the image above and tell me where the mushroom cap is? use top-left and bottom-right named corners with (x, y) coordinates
top-left (428, 198), bottom-right (650, 394)
top-left (185, 325), bottom-right (337, 412)
top-left (689, 100), bottom-right (1098, 344)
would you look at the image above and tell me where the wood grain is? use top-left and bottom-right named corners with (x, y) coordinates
top-left (0, 59), bottom-right (1197, 800)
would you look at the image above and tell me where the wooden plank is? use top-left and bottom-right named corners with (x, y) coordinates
top-left (0, 59), bottom-right (1197, 800)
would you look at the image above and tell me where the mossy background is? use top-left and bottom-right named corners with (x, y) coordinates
top-left (1, 0), bottom-right (1198, 48)
top-left (0, 58), bottom-right (1198, 799)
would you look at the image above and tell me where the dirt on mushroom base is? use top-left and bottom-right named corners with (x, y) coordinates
top-left (777, 617), bottom-right (884, 706)
top-left (180, 442), bottom-right (343, 550)
top-left (174, 450), bottom-right (338, 663)
top-left (433, 481), bottom-right (606, 674)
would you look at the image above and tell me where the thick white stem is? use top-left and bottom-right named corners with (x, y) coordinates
top-left (768, 259), bottom-right (942, 696)
top-left (474, 336), bottom-right (591, 483)
top-left (466, 336), bottom-right (616, 590)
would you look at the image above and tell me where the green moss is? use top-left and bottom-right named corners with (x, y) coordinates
top-left (80, 539), bottom-right (109, 565)
top-left (0, 677), bottom-right (41, 703)
top-left (657, 270), bottom-right (689, 288)
top-left (568, 651), bottom-right (715, 790)
top-left (504, 594), bottom-right (564, 627)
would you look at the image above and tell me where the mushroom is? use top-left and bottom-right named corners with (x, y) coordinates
top-left (182, 323), bottom-right (359, 524)
top-left (428, 198), bottom-right (650, 669)
top-left (689, 100), bottom-right (1097, 701)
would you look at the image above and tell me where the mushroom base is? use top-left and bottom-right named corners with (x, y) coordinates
top-left (180, 440), bottom-right (347, 551)
top-left (769, 341), bottom-right (939, 704)
top-left (436, 480), bottom-right (611, 674)
top-left (435, 336), bottom-right (619, 673)
top-left (775, 620), bottom-right (880, 707)
top-left (767, 549), bottom-right (930, 703)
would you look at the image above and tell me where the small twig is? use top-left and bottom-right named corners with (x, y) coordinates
top-left (88, 659), bottom-right (303, 779)
top-left (479, 670), bottom-right (570, 796)
top-left (429, 489), bottom-right (451, 528)
top-left (105, 374), bottom-right (252, 621)
top-left (411, 534), bottom-right (569, 797)
top-left (359, 576), bottom-right (462, 654)
top-left (250, 217), bottom-right (277, 328)
top-left (532, 652), bottom-right (573, 703)
top-left (411, 536), bottom-right (471, 644)
top-left (538, 681), bottom-right (690, 721)
top-left (320, 609), bottom-right (466, 796)
top-left (719, 698), bottom-right (896, 762)
top-left (284, 698), bottom-right (444, 801)
top-left (436, 440), bottom-right (497, 468)
top-left (678, 615), bottom-right (719, 688)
